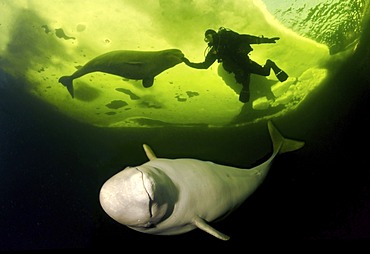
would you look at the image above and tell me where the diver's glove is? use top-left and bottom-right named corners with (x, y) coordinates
top-left (268, 37), bottom-right (280, 43)
top-left (260, 36), bottom-right (280, 43)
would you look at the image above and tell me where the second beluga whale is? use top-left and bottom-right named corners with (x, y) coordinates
top-left (58, 48), bottom-right (184, 98)
top-left (99, 121), bottom-right (305, 240)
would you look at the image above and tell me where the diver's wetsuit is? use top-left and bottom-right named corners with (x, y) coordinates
top-left (183, 27), bottom-right (288, 103)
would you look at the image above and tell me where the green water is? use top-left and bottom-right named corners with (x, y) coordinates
top-left (1, 0), bottom-right (367, 128)
top-left (1, 1), bottom-right (370, 250)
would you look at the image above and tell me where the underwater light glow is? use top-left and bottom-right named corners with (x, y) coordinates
top-left (0, 0), bottom-right (367, 127)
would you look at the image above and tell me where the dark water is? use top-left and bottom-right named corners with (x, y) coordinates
top-left (1, 12), bottom-right (370, 254)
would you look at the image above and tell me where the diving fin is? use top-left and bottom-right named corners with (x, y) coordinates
top-left (276, 70), bottom-right (289, 82)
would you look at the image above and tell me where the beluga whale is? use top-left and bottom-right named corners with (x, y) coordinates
top-left (58, 48), bottom-right (184, 98)
top-left (99, 121), bottom-right (305, 240)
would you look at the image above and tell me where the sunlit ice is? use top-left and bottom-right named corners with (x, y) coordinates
top-left (0, 0), bottom-right (365, 128)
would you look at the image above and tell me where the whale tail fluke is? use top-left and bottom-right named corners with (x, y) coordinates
top-left (268, 120), bottom-right (305, 156)
top-left (58, 76), bottom-right (74, 98)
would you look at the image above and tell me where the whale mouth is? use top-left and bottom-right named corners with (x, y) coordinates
top-left (1, 0), bottom-right (367, 128)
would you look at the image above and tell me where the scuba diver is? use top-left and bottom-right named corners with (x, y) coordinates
top-left (182, 27), bottom-right (289, 103)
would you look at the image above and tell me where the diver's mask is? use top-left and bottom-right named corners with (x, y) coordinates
top-left (204, 34), bottom-right (213, 45)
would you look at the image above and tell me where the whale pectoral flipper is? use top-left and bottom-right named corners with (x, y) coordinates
top-left (142, 77), bottom-right (154, 88)
top-left (193, 216), bottom-right (230, 241)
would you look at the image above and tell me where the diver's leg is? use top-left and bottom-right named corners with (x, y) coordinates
top-left (239, 83), bottom-right (250, 103)
top-left (265, 59), bottom-right (288, 82)
top-left (237, 73), bottom-right (251, 103)
top-left (225, 61), bottom-right (252, 103)
top-left (249, 60), bottom-right (271, 77)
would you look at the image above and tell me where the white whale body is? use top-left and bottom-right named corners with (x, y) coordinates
top-left (99, 121), bottom-right (305, 240)
top-left (58, 48), bottom-right (184, 98)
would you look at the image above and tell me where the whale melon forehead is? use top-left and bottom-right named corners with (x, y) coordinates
top-left (99, 167), bottom-right (152, 226)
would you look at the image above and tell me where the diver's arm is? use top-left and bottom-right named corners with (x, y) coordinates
top-left (240, 34), bottom-right (280, 44)
top-left (182, 52), bottom-right (217, 69)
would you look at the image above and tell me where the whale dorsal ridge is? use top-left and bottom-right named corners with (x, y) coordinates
top-left (143, 144), bottom-right (157, 160)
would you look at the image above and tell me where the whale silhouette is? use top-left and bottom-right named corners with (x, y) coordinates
top-left (99, 121), bottom-right (305, 240)
top-left (58, 48), bottom-right (184, 98)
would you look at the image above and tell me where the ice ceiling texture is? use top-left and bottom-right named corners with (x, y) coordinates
top-left (0, 0), bottom-right (368, 127)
